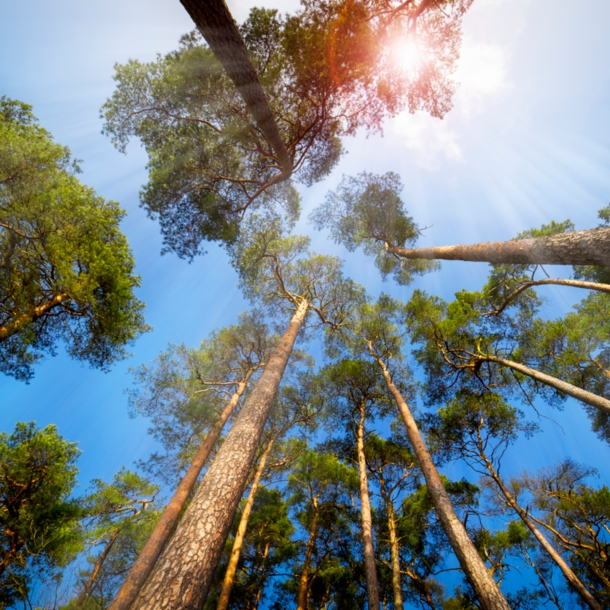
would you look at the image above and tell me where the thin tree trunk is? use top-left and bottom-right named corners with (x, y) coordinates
top-left (370, 347), bottom-right (511, 610)
top-left (77, 529), bottom-right (121, 603)
top-left (490, 278), bottom-right (610, 316)
top-left (387, 227), bottom-right (610, 267)
top-left (484, 354), bottom-right (610, 416)
top-left (0, 293), bottom-right (66, 341)
top-left (386, 500), bottom-right (404, 610)
top-left (356, 401), bottom-right (381, 610)
top-left (216, 435), bottom-right (276, 610)
top-left (122, 300), bottom-right (308, 610)
top-left (297, 503), bottom-right (320, 610)
top-left (108, 372), bottom-right (253, 610)
top-left (179, 0), bottom-right (292, 179)
top-left (483, 457), bottom-right (601, 610)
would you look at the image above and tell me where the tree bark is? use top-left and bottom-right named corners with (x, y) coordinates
top-left (482, 457), bottom-right (601, 610)
top-left (484, 354), bottom-right (610, 416)
top-left (124, 300), bottom-right (308, 610)
top-left (370, 348), bottom-right (511, 610)
top-left (0, 293), bottom-right (66, 341)
top-left (77, 529), bottom-right (121, 603)
top-left (216, 435), bottom-right (276, 610)
top-left (386, 500), bottom-right (404, 610)
top-left (108, 373), bottom-right (252, 610)
top-left (387, 227), bottom-right (610, 267)
top-left (356, 401), bottom-right (381, 610)
top-left (297, 503), bottom-right (320, 610)
top-left (179, 0), bottom-right (292, 179)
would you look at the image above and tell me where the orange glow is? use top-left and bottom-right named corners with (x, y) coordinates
top-left (390, 37), bottom-right (422, 73)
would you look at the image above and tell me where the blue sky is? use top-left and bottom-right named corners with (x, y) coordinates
top-left (2, 0), bottom-right (610, 515)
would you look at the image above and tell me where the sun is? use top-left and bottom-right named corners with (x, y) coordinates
top-left (394, 39), bottom-right (421, 72)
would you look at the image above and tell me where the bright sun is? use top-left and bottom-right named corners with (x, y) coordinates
top-left (390, 38), bottom-right (423, 73)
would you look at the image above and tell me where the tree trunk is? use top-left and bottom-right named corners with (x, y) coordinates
top-left (77, 529), bottom-right (121, 603)
top-left (490, 278), bottom-right (610, 316)
top-left (356, 401), bottom-right (381, 610)
top-left (122, 300), bottom-right (308, 610)
top-left (179, 0), bottom-right (292, 179)
top-left (108, 372), bottom-right (252, 610)
top-left (386, 500), bottom-right (404, 610)
top-left (483, 457), bottom-right (601, 610)
top-left (371, 349), bottom-right (511, 610)
top-left (484, 354), bottom-right (610, 416)
top-left (216, 435), bottom-right (276, 610)
top-left (387, 227), bottom-right (610, 267)
top-left (297, 503), bottom-right (320, 610)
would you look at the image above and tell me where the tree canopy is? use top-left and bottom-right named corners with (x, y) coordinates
top-left (0, 97), bottom-right (149, 381)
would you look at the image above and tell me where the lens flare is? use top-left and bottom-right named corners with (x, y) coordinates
top-left (391, 38), bottom-right (422, 73)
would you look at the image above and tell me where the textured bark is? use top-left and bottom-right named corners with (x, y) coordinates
top-left (179, 0), bottom-right (292, 179)
top-left (483, 458), bottom-right (601, 610)
top-left (297, 504), bottom-right (320, 610)
top-left (77, 529), bottom-right (121, 603)
top-left (216, 436), bottom-right (275, 610)
top-left (386, 501), bottom-right (404, 610)
top-left (484, 355), bottom-right (610, 416)
top-left (126, 301), bottom-right (308, 610)
top-left (109, 375), bottom-right (251, 610)
top-left (371, 350), bottom-right (511, 610)
top-left (356, 401), bottom-right (381, 610)
top-left (388, 227), bottom-right (610, 267)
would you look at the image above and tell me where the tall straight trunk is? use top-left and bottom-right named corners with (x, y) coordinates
top-left (120, 300), bottom-right (308, 610)
top-left (356, 401), bottom-right (381, 610)
top-left (385, 499), bottom-right (404, 610)
top-left (109, 372), bottom-right (253, 610)
top-left (482, 456), bottom-right (601, 610)
top-left (387, 227), bottom-right (610, 267)
top-left (216, 436), bottom-right (276, 610)
top-left (297, 503), bottom-right (320, 610)
top-left (179, 0), bottom-right (292, 179)
top-left (483, 354), bottom-right (610, 416)
top-left (77, 529), bottom-right (120, 603)
top-left (370, 349), bottom-right (511, 610)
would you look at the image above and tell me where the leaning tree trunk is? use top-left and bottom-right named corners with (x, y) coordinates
top-left (119, 300), bottom-right (308, 610)
top-left (179, 0), bottom-right (292, 179)
top-left (370, 349), bottom-right (511, 610)
top-left (356, 401), bottom-right (381, 610)
top-left (216, 435), bottom-right (276, 610)
top-left (482, 456), bottom-right (602, 610)
top-left (483, 354), bottom-right (610, 416)
top-left (77, 528), bottom-right (120, 603)
top-left (387, 227), bottom-right (610, 267)
top-left (108, 371), bottom-right (253, 610)
top-left (297, 502), bottom-right (320, 610)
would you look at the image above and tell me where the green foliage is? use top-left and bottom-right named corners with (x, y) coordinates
top-left (0, 97), bottom-right (149, 381)
top-left (520, 460), bottom-right (610, 606)
top-left (126, 310), bottom-right (304, 484)
top-left (311, 171), bottom-right (439, 284)
top-left (0, 422), bottom-right (81, 606)
top-left (67, 470), bottom-right (160, 607)
top-left (232, 218), bottom-right (365, 334)
top-left (101, 0), bottom-right (471, 259)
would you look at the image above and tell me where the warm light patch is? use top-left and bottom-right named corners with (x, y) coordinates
top-left (391, 37), bottom-right (423, 73)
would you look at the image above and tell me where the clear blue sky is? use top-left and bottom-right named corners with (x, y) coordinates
top-left (2, 0), bottom-right (610, 507)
